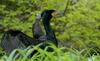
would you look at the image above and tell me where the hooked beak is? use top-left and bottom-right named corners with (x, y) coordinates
top-left (51, 10), bottom-right (64, 17)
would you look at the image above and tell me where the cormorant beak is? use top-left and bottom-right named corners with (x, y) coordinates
top-left (51, 10), bottom-right (64, 17)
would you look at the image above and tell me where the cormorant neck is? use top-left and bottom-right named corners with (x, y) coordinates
top-left (42, 17), bottom-right (58, 46)
top-left (43, 20), bottom-right (54, 39)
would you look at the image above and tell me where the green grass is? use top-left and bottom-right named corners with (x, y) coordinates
top-left (0, 44), bottom-right (100, 61)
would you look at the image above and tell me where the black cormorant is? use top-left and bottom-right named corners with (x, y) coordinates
top-left (0, 10), bottom-right (63, 55)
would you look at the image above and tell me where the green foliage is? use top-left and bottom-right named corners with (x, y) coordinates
top-left (0, 45), bottom-right (100, 61)
top-left (56, 0), bottom-right (100, 49)
top-left (0, 0), bottom-right (100, 60)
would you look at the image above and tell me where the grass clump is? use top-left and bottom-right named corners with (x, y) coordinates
top-left (0, 44), bottom-right (100, 61)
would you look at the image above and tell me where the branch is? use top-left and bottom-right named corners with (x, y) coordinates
top-left (63, 0), bottom-right (71, 15)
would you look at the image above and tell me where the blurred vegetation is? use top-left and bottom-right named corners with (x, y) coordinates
top-left (0, 44), bottom-right (100, 61)
top-left (0, 0), bottom-right (100, 60)
top-left (0, 45), bottom-right (100, 61)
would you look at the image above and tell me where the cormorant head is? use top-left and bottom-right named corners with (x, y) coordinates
top-left (41, 10), bottom-right (55, 22)
top-left (42, 10), bottom-right (63, 20)
top-left (36, 10), bottom-right (64, 22)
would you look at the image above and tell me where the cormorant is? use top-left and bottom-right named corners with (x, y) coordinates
top-left (0, 10), bottom-right (63, 55)
top-left (41, 10), bottom-right (59, 47)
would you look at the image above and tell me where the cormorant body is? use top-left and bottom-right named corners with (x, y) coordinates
top-left (0, 10), bottom-right (62, 56)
